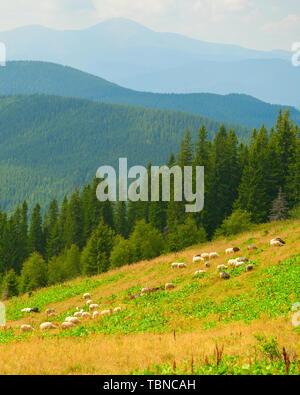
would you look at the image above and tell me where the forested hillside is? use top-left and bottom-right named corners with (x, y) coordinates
top-left (0, 94), bottom-right (250, 212)
top-left (0, 109), bottom-right (299, 301)
top-left (1, 61), bottom-right (300, 129)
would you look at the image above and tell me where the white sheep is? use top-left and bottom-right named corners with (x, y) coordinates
top-left (83, 293), bottom-right (91, 300)
top-left (236, 257), bottom-right (249, 263)
top-left (217, 265), bottom-right (228, 271)
top-left (228, 259), bottom-right (237, 267)
top-left (89, 304), bottom-right (99, 312)
top-left (93, 311), bottom-right (99, 319)
top-left (193, 255), bottom-right (204, 263)
top-left (141, 287), bottom-right (151, 294)
top-left (81, 312), bottom-right (92, 320)
top-left (65, 317), bottom-right (80, 325)
top-left (86, 299), bottom-right (93, 305)
top-left (74, 310), bottom-right (83, 318)
top-left (209, 252), bottom-right (219, 259)
top-left (201, 253), bottom-right (210, 260)
top-left (61, 322), bottom-right (76, 330)
top-left (226, 247), bottom-right (240, 254)
top-left (171, 262), bottom-right (180, 268)
top-left (113, 307), bottom-right (122, 313)
top-left (178, 263), bottom-right (187, 269)
top-left (165, 283), bottom-right (175, 290)
top-left (40, 322), bottom-right (57, 331)
top-left (20, 324), bottom-right (34, 333)
top-left (270, 238), bottom-right (285, 247)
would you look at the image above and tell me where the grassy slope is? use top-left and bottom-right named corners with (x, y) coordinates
top-left (0, 219), bottom-right (299, 375)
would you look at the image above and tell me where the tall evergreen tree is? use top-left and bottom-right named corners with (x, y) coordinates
top-left (29, 203), bottom-right (45, 255)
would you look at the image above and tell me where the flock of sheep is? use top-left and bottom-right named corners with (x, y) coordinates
top-left (20, 292), bottom-right (122, 333)
top-left (171, 237), bottom-right (286, 281)
top-left (19, 237), bottom-right (286, 333)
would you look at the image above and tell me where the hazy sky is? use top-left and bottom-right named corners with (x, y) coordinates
top-left (0, 0), bottom-right (299, 51)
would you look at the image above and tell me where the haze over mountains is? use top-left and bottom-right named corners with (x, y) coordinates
top-left (0, 18), bottom-right (299, 109)
top-left (1, 61), bottom-right (300, 130)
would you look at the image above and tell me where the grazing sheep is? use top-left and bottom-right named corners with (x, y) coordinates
top-left (74, 311), bottom-right (83, 318)
top-left (209, 252), bottom-right (219, 259)
top-left (270, 238), bottom-right (285, 247)
top-left (248, 245), bottom-right (258, 251)
top-left (236, 257), bottom-right (249, 263)
top-left (83, 293), bottom-right (91, 300)
top-left (21, 307), bottom-right (39, 313)
top-left (228, 259), bottom-right (237, 267)
top-left (201, 253), bottom-right (210, 259)
top-left (141, 287), bottom-right (151, 294)
top-left (93, 311), bottom-right (99, 319)
top-left (20, 324), bottom-right (34, 333)
top-left (246, 264), bottom-right (254, 272)
top-left (40, 322), bottom-right (57, 331)
top-left (171, 262), bottom-right (180, 268)
top-left (205, 262), bottom-right (211, 268)
top-left (48, 312), bottom-right (57, 317)
top-left (178, 263), bottom-right (187, 269)
top-left (89, 304), bottom-right (99, 312)
top-left (82, 312), bottom-right (92, 320)
top-left (220, 272), bottom-right (230, 280)
top-left (86, 299), bottom-right (93, 305)
top-left (61, 322), bottom-right (76, 330)
top-left (101, 309), bottom-right (113, 316)
top-left (217, 265), bottom-right (228, 271)
top-left (65, 317), bottom-right (80, 325)
top-left (113, 307), bottom-right (122, 313)
top-left (193, 255), bottom-right (204, 263)
top-left (165, 283), bottom-right (175, 290)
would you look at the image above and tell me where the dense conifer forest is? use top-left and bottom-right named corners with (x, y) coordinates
top-left (0, 94), bottom-right (250, 212)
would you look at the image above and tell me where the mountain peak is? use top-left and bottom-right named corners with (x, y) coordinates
top-left (86, 18), bottom-right (153, 35)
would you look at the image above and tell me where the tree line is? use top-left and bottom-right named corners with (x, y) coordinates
top-left (0, 110), bottom-right (299, 299)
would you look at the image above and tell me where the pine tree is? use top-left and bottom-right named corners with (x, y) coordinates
top-left (5, 269), bottom-right (19, 297)
top-left (81, 220), bottom-right (115, 276)
top-left (64, 189), bottom-right (84, 249)
top-left (270, 188), bottom-right (289, 222)
top-left (115, 201), bottom-right (128, 238)
top-left (29, 203), bottom-right (45, 255)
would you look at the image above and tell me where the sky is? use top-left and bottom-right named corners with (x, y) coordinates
top-left (0, 0), bottom-right (299, 51)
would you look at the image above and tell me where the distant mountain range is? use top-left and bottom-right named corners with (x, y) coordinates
top-left (1, 61), bottom-right (299, 130)
top-left (0, 18), bottom-right (299, 109)
top-left (0, 94), bottom-right (249, 212)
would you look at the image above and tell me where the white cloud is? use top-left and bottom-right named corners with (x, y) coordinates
top-left (262, 14), bottom-right (300, 32)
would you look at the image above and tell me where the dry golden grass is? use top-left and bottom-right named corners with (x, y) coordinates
top-left (1, 219), bottom-right (300, 374)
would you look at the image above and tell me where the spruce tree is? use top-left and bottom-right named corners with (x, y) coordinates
top-left (270, 188), bottom-right (289, 222)
top-left (29, 203), bottom-right (45, 255)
